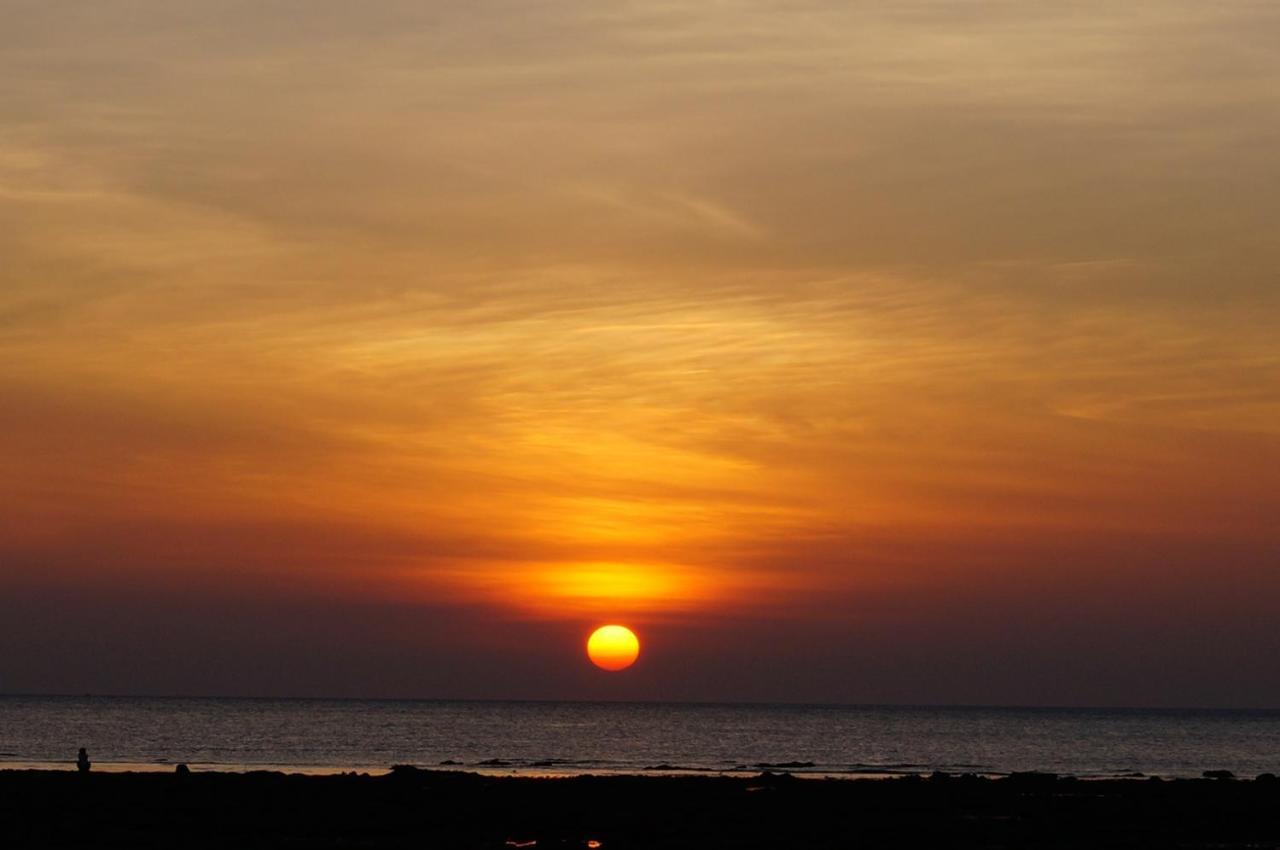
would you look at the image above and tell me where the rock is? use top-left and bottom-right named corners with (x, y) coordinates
top-left (389, 764), bottom-right (427, 780)
top-left (1009, 771), bottom-right (1058, 786)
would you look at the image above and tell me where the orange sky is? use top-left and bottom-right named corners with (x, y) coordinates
top-left (1, 2), bottom-right (1278, 704)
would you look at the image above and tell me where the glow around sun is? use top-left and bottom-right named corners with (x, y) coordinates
top-left (587, 625), bottom-right (640, 671)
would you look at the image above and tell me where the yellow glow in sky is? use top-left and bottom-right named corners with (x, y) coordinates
top-left (0, 1), bottom-right (1277, 647)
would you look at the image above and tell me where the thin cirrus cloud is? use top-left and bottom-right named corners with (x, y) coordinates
top-left (0, 1), bottom-right (1277, 702)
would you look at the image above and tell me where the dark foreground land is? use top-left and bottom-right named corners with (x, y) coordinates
top-left (3, 767), bottom-right (1280, 849)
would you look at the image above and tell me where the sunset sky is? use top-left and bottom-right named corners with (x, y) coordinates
top-left (2, 1), bottom-right (1278, 706)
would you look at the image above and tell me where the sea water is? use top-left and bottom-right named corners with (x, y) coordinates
top-left (1, 696), bottom-right (1276, 778)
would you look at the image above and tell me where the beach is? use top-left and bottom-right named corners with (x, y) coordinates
top-left (4, 767), bottom-right (1280, 848)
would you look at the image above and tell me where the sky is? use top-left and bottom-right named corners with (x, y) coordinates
top-left (1, 1), bottom-right (1278, 706)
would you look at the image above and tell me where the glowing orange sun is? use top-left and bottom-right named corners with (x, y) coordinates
top-left (587, 624), bottom-right (640, 671)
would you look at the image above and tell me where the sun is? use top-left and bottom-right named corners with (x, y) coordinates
top-left (587, 624), bottom-right (640, 671)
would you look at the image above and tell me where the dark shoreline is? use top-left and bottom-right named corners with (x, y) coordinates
top-left (4, 767), bottom-right (1280, 848)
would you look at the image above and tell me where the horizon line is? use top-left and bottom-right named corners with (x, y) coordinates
top-left (3, 692), bottom-right (1277, 713)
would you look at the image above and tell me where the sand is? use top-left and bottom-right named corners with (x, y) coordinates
top-left (3, 766), bottom-right (1279, 848)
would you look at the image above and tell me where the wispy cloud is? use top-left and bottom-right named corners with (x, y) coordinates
top-left (1, 1), bottom-right (1278, 700)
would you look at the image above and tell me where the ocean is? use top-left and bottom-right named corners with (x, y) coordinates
top-left (1, 696), bottom-right (1276, 778)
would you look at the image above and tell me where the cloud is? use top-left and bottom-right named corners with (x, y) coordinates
top-left (1, 0), bottom-right (1278, 701)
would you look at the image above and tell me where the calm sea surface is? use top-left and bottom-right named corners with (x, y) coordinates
top-left (1, 697), bottom-right (1277, 778)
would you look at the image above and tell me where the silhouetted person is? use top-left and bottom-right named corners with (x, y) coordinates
top-left (76, 748), bottom-right (90, 773)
